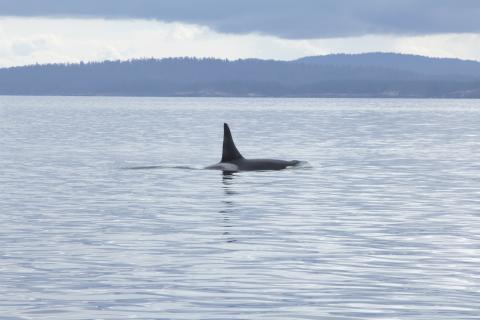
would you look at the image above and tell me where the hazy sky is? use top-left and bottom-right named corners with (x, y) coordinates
top-left (1, 0), bottom-right (480, 66)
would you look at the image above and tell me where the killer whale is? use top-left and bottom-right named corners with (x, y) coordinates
top-left (206, 123), bottom-right (301, 172)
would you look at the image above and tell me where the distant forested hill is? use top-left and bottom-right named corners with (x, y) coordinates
top-left (1, 54), bottom-right (479, 98)
top-left (296, 53), bottom-right (480, 79)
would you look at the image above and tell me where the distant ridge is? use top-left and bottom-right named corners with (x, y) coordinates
top-left (295, 53), bottom-right (480, 79)
top-left (1, 53), bottom-right (479, 98)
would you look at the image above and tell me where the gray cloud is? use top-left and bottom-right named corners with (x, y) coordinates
top-left (1, 0), bottom-right (480, 39)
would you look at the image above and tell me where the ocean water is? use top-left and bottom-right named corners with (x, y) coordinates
top-left (1, 96), bottom-right (479, 320)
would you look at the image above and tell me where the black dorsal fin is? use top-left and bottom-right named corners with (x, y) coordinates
top-left (221, 123), bottom-right (244, 162)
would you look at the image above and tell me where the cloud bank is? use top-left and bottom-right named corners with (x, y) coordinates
top-left (1, 17), bottom-right (480, 68)
top-left (1, 0), bottom-right (480, 39)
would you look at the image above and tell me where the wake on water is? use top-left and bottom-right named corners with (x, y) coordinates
top-left (122, 165), bottom-right (204, 171)
top-left (122, 161), bottom-right (311, 171)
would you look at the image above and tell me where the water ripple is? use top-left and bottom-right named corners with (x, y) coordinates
top-left (1, 97), bottom-right (480, 319)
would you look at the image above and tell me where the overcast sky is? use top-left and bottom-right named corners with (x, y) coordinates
top-left (1, 0), bottom-right (480, 67)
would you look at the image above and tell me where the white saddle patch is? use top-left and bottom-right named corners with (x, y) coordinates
top-left (206, 162), bottom-right (239, 171)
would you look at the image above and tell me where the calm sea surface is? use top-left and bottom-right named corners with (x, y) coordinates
top-left (1, 96), bottom-right (480, 319)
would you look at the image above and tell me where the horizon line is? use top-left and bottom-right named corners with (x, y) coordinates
top-left (2, 51), bottom-right (480, 70)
